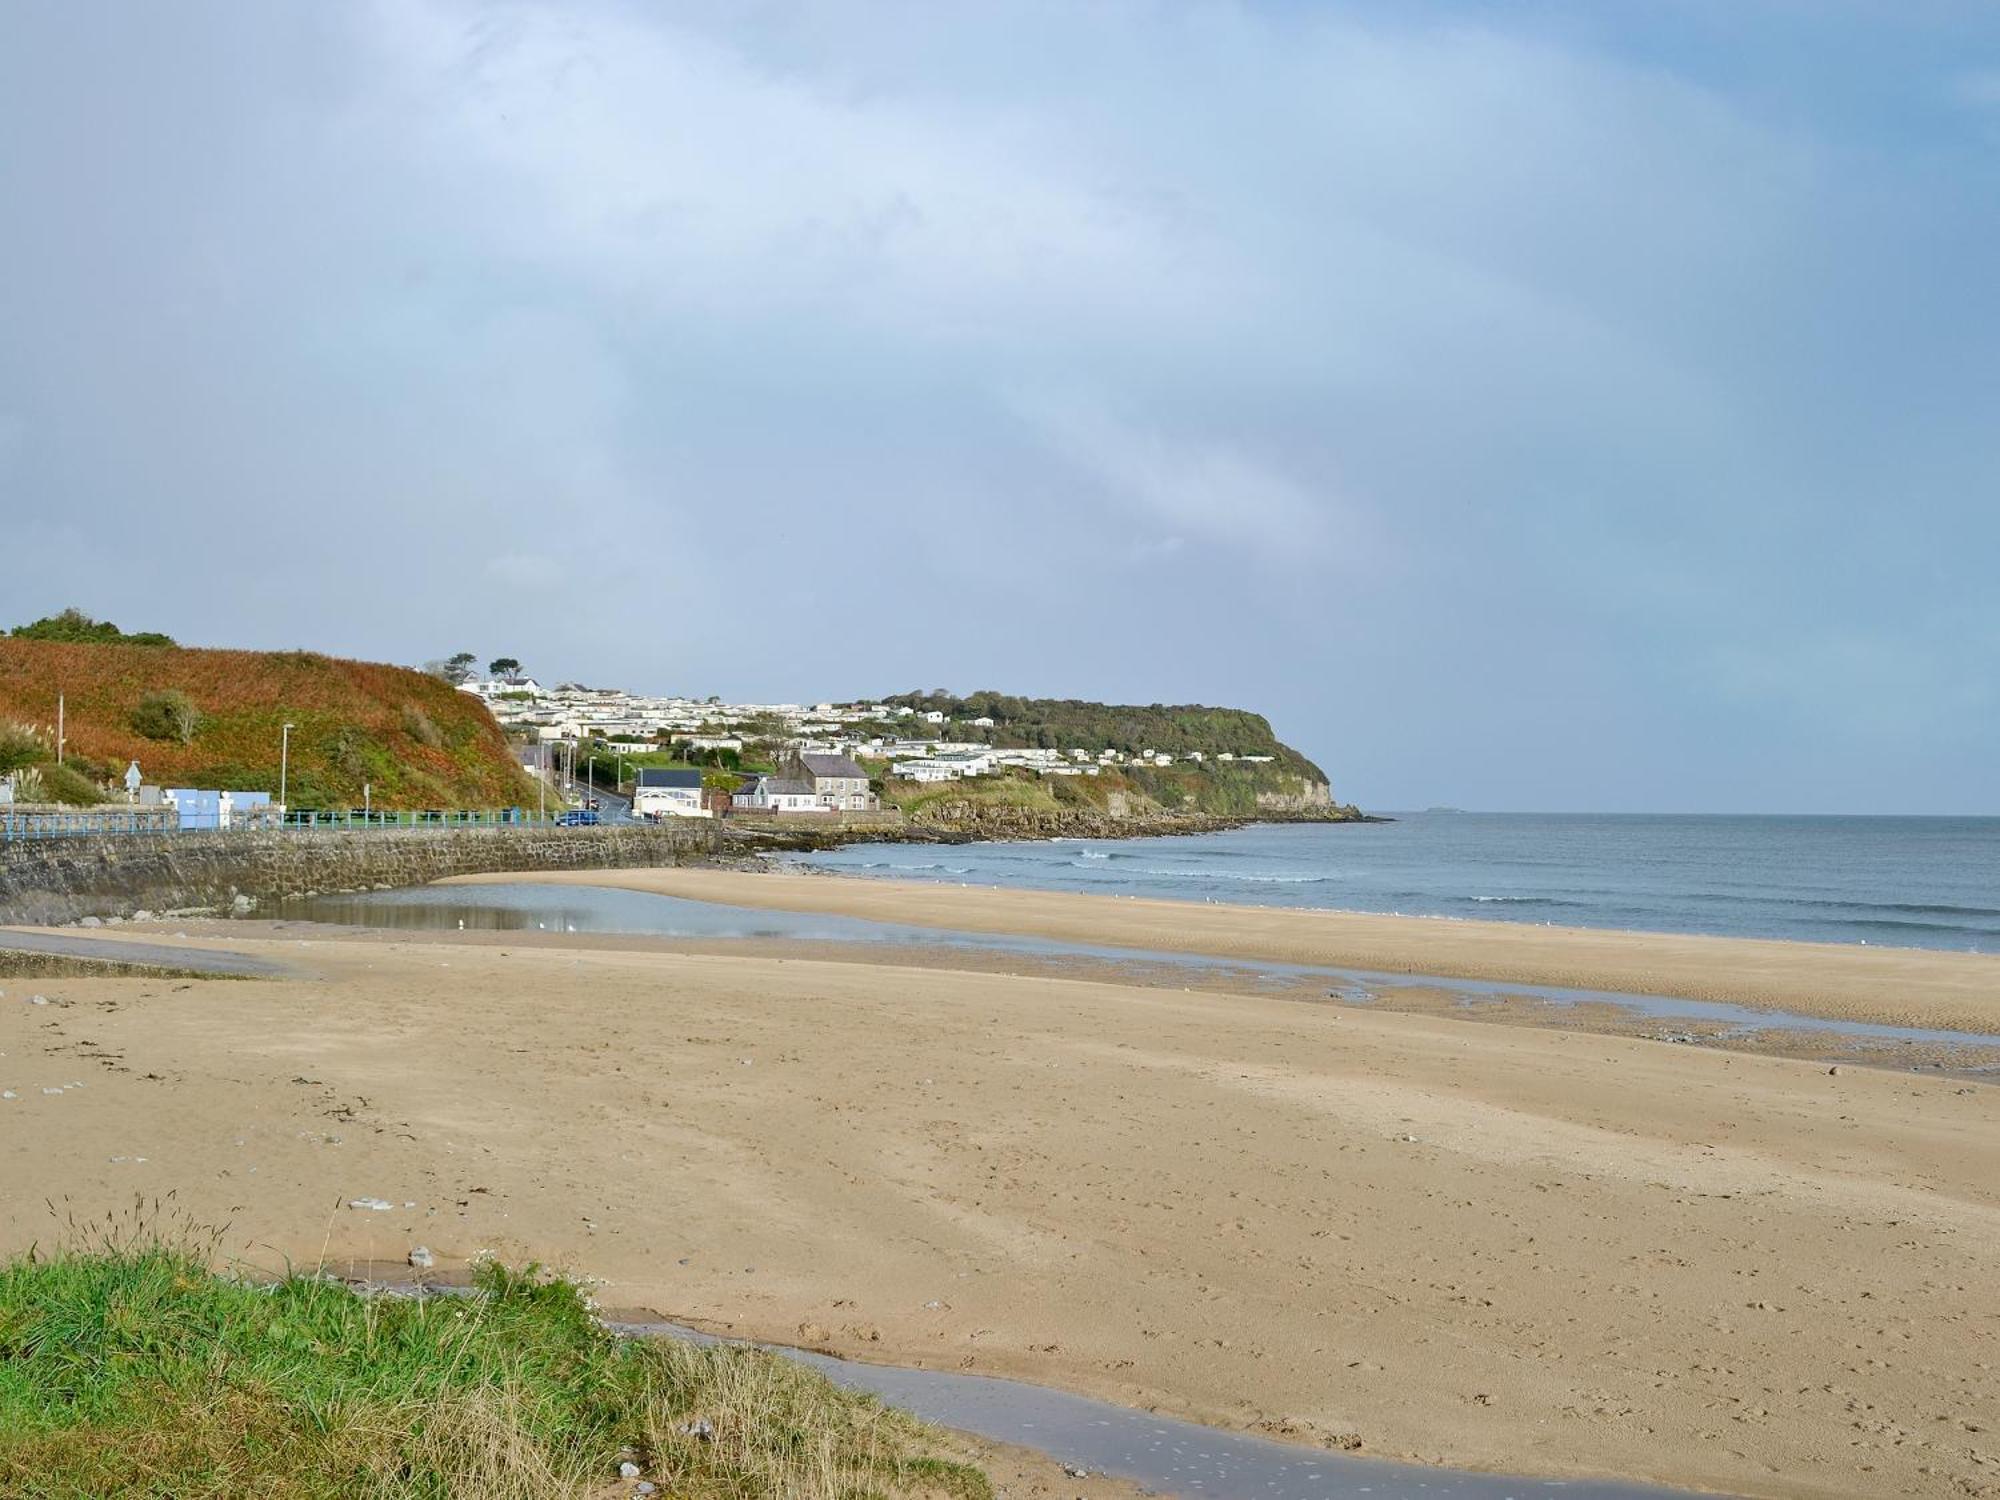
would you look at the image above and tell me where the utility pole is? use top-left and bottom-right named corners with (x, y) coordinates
top-left (56, 693), bottom-right (64, 765)
top-left (538, 740), bottom-right (546, 820)
top-left (280, 722), bottom-right (294, 816)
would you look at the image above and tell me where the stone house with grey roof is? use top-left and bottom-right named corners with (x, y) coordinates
top-left (799, 753), bottom-right (879, 811)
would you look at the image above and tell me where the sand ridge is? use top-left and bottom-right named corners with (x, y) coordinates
top-left (445, 866), bottom-right (2000, 1034)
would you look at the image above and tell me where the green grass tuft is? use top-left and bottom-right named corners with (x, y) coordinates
top-left (0, 1235), bottom-right (991, 1499)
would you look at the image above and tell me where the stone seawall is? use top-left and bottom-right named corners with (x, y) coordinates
top-left (0, 823), bottom-right (721, 927)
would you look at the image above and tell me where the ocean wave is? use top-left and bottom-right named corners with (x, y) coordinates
top-left (1830, 900), bottom-right (2000, 919)
top-left (1676, 891), bottom-right (2000, 919)
top-left (1125, 868), bottom-right (1332, 884)
top-left (1804, 916), bottom-right (2000, 940)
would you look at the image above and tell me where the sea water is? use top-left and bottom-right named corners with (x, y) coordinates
top-left (795, 813), bottom-right (2000, 953)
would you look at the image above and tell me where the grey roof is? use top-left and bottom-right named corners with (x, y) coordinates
top-left (757, 777), bottom-right (815, 796)
top-left (635, 768), bottom-right (704, 789)
top-left (800, 753), bottom-right (868, 779)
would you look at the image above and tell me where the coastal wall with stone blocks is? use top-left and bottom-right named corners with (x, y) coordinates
top-left (0, 823), bottom-right (720, 927)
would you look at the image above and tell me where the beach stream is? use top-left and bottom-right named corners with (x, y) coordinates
top-left (275, 882), bottom-right (2000, 1073)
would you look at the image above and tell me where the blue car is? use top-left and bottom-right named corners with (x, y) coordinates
top-left (555, 809), bottom-right (601, 827)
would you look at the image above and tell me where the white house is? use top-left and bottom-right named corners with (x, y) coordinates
top-left (632, 768), bottom-right (710, 819)
top-left (462, 678), bottom-right (544, 698)
top-left (891, 759), bottom-right (961, 782)
top-left (731, 775), bottom-right (824, 813)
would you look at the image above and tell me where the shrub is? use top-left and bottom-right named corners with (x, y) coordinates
top-left (130, 689), bottom-right (204, 744)
top-left (32, 761), bottom-right (105, 805)
top-left (400, 703), bottom-right (444, 749)
top-left (0, 720), bottom-right (47, 775)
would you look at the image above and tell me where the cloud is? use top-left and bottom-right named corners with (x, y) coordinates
top-left (1013, 393), bottom-right (1344, 569)
top-left (352, 0), bottom-right (1204, 336)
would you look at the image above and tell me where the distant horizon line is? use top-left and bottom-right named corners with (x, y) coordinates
top-left (1367, 809), bottom-right (1998, 820)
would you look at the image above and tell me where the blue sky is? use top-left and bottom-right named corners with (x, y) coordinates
top-left (2, 1), bottom-right (1994, 812)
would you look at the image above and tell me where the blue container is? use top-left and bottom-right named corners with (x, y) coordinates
top-left (168, 789), bottom-right (222, 831)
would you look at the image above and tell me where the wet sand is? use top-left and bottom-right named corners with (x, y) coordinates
top-left (231, 913), bottom-right (2000, 1078)
top-left (3, 916), bottom-right (1996, 1499)
top-left (445, 866), bottom-right (2000, 1035)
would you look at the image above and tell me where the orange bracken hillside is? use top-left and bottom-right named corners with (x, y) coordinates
top-left (0, 638), bottom-right (539, 809)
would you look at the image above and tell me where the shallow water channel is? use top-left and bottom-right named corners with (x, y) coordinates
top-left (620, 1317), bottom-right (1692, 1500)
top-left (281, 881), bottom-right (2000, 1056)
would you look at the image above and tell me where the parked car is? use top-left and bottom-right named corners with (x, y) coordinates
top-left (556, 809), bottom-right (601, 827)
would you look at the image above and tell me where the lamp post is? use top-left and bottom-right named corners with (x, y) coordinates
top-left (279, 722), bottom-right (295, 821)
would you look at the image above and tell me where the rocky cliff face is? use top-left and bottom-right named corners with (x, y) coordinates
top-left (1254, 776), bottom-right (1334, 812)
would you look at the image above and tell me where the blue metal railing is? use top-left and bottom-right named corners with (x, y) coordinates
top-left (0, 807), bottom-right (594, 841)
top-left (1, 810), bottom-right (180, 840)
top-left (276, 807), bottom-right (539, 830)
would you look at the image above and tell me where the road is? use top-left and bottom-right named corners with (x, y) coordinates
top-left (576, 774), bottom-right (635, 823)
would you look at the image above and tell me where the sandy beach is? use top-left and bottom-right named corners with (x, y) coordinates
top-left (3, 883), bottom-right (1997, 1498)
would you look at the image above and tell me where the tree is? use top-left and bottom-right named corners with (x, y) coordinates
top-left (488, 657), bottom-right (523, 684)
top-left (424, 652), bottom-right (479, 685)
top-left (11, 608), bottom-right (174, 647)
top-left (130, 690), bottom-right (203, 745)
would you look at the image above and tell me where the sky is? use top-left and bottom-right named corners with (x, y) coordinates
top-left (2, 1), bottom-right (1996, 814)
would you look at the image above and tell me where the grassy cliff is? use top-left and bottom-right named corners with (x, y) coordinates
top-left (0, 637), bottom-right (538, 810)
